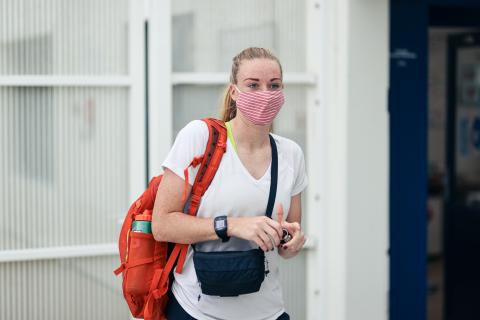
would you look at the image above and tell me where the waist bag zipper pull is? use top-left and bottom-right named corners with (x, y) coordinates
top-left (265, 256), bottom-right (270, 276)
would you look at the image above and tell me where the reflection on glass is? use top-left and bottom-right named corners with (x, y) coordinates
top-left (172, 0), bottom-right (306, 72)
top-left (455, 47), bottom-right (480, 207)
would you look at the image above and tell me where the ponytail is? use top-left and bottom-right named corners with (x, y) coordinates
top-left (220, 85), bottom-right (237, 122)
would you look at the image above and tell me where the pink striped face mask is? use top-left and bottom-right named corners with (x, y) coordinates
top-left (234, 86), bottom-right (285, 126)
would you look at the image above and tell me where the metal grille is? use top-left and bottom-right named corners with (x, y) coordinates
top-left (0, 256), bottom-right (129, 319)
top-left (0, 0), bottom-right (128, 75)
top-left (0, 0), bottom-right (134, 319)
top-left (0, 87), bottom-right (129, 250)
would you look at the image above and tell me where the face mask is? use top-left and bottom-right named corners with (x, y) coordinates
top-left (234, 86), bottom-right (284, 126)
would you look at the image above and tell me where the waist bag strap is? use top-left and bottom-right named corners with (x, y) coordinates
top-left (265, 134), bottom-right (278, 219)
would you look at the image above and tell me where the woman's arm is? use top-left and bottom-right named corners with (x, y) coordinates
top-left (152, 168), bottom-right (217, 244)
top-left (152, 168), bottom-right (283, 251)
top-left (286, 193), bottom-right (302, 224)
top-left (278, 193), bottom-right (306, 259)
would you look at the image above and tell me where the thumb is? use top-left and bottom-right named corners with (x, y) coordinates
top-left (277, 203), bottom-right (284, 224)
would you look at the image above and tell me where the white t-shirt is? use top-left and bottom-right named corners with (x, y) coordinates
top-left (161, 120), bottom-right (308, 320)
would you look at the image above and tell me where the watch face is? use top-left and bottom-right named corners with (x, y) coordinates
top-left (215, 219), bottom-right (226, 230)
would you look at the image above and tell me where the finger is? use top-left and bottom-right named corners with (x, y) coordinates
top-left (277, 203), bottom-right (284, 224)
top-left (282, 221), bottom-right (301, 234)
top-left (258, 230), bottom-right (274, 251)
top-left (291, 222), bottom-right (301, 232)
top-left (295, 234), bottom-right (307, 252)
top-left (281, 223), bottom-right (296, 236)
top-left (265, 217), bottom-right (283, 238)
top-left (283, 232), bottom-right (304, 251)
top-left (284, 237), bottom-right (301, 250)
top-left (265, 232), bottom-right (277, 249)
top-left (264, 225), bottom-right (281, 247)
top-left (254, 236), bottom-right (268, 252)
top-left (293, 234), bottom-right (306, 251)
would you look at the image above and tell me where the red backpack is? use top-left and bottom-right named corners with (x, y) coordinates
top-left (114, 118), bottom-right (227, 320)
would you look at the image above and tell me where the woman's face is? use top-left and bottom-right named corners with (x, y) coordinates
top-left (230, 58), bottom-right (283, 100)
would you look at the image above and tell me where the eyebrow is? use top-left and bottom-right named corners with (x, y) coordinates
top-left (242, 78), bottom-right (282, 82)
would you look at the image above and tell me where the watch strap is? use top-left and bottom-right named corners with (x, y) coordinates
top-left (214, 215), bottom-right (230, 242)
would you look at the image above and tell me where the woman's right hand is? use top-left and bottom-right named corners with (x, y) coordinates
top-left (228, 216), bottom-right (283, 252)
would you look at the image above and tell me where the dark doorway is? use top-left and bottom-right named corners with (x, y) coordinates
top-left (390, 2), bottom-right (480, 320)
top-left (444, 32), bottom-right (480, 320)
top-left (427, 27), bottom-right (480, 320)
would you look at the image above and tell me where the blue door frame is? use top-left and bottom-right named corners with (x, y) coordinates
top-left (389, 2), bottom-right (428, 319)
top-left (389, 1), bottom-right (480, 320)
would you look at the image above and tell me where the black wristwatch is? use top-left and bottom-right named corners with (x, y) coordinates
top-left (214, 215), bottom-right (230, 242)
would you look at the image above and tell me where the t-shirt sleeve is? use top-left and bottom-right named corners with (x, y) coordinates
top-left (291, 143), bottom-right (308, 196)
top-left (161, 120), bottom-right (209, 185)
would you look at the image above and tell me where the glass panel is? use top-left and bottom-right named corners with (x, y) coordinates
top-left (0, 256), bottom-right (130, 319)
top-left (0, 87), bottom-right (129, 250)
top-left (0, 0), bottom-right (128, 75)
top-left (172, 0), bottom-right (306, 72)
top-left (172, 85), bottom-right (226, 137)
top-left (455, 46), bottom-right (480, 207)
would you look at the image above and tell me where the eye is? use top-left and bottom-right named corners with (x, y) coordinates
top-left (270, 83), bottom-right (282, 90)
top-left (247, 82), bottom-right (259, 89)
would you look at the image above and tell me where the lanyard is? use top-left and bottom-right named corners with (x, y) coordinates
top-left (225, 121), bottom-right (238, 153)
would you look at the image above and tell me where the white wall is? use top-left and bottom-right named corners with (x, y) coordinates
top-left (346, 0), bottom-right (389, 319)
top-left (306, 0), bottom-right (389, 319)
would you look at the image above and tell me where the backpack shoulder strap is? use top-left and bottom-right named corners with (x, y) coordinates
top-left (187, 118), bottom-right (226, 215)
top-left (162, 118), bottom-right (227, 278)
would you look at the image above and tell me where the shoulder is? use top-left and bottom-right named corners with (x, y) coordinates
top-left (168, 119), bottom-right (211, 157)
top-left (270, 133), bottom-right (304, 158)
top-left (179, 119), bottom-right (209, 137)
top-left (271, 133), bottom-right (308, 195)
top-left (162, 120), bottom-right (211, 180)
top-left (270, 133), bottom-right (306, 173)
top-left (174, 119), bottom-right (210, 146)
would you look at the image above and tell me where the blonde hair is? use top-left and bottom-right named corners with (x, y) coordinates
top-left (220, 47), bottom-right (283, 122)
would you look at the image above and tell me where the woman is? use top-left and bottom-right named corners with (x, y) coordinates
top-left (152, 47), bottom-right (308, 320)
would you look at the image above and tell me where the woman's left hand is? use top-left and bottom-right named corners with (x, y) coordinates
top-left (276, 204), bottom-right (306, 259)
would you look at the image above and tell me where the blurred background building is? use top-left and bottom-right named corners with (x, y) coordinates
top-left (0, 0), bottom-right (479, 320)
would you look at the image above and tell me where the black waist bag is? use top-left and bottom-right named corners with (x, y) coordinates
top-left (193, 248), bottom-right (266, 297)
top-left (192, 134), bottom-right (278, 297)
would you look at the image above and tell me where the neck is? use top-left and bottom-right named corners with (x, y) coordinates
top-left (229, 114), bottom-right (270, 151)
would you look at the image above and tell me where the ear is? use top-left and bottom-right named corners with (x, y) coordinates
top-left (230, 84), bottom-right (238, 101)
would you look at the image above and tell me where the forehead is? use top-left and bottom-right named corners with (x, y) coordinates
top-left (237, 58), bottom-right (281, 81)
